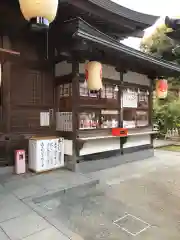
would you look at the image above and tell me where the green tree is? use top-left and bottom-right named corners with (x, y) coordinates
top-left (153, 94), bottom-right (180, 137)
top-left (140, 23), bottom-right (177, 60)
top-left (141, 18), bottom-right (180, 138)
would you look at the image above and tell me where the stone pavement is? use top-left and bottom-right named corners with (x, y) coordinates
top-left (35, 149), bottom-right (180, 240)
top-left (0, 168), bottom-right (98, 240)
top-left (0, 148), bottom-right (180, 239)
top-left (153, 139), bottom-right (177, 148)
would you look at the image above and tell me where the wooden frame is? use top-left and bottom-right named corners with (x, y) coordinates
top-left (75, 73), bottom-right (151, 133)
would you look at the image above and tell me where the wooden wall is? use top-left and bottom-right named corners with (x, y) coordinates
top-left (10, 64), bottom-right (54, 134)
top-left (0, 35), bottom-right (55, 166)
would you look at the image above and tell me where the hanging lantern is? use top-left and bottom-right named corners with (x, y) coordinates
top-left (85, 61), bottom-right (103, 91)
top-left (19, 0), bottom-right (58, 29)
top-left (156, 79), bottom-right (168, 99)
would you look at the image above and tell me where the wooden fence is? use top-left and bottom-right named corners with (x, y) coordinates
top-left (165, 128), bottom-right (179, 140)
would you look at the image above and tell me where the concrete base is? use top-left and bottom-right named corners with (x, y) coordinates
top-left (76, 148), bottom-right (154, 173)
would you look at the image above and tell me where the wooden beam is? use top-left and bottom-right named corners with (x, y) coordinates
top-left (1, 37), bottom-right (12, 134)
top-left (149, 77), bottom-right (154, 146)
top-left (119, 72), bottom-right (124, 155)
top-left (0, 48), bottom-right (20, 63)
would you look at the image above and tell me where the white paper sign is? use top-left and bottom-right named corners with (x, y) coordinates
top-left (123, 91), bottom-right (138, 108)
top-left (29, 138), bottom-right (64, 172)
top-left (123, 121), bottom-right (136, 129)
top-left (56, 112), bottom-right (72, 131)
top-left (40, 112), bottom-right (50, 126)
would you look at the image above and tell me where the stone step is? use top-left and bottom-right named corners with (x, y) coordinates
top-left (33, 178), bottom-right (99, 204)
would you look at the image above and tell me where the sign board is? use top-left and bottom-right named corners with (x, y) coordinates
top-left (123, 91), bottom-right (138, 108)
top-left (40, 112), bottom-right (50, 126)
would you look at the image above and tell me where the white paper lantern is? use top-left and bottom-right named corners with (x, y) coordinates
top-left (85, 61), bottom-right (103, 91)
top-left (19, 0), bottom-right (58, 24)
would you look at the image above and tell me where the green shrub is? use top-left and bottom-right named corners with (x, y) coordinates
top-left (153, 91), bottom-right (180, 138)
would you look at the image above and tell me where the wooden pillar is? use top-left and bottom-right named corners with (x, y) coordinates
top-left (148, 77), bottom-right (155, 146)
top-left (119, 72), bottom-right (124, 128)
top-left (66, 59), bottom-right (79, 171)
top-left (119, 71), bottom-right (124, 154)
top-left (1, 36), bottom-right (12, 165)
top-left (2, 36), bottom-right (11, 134)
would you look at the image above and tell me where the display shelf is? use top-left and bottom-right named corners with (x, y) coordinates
top-left (78, 109), bottom-right (119, 130)
top-left (79, 82), bottom-right (118, 99)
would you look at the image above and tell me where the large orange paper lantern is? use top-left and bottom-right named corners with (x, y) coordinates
top-left (19, 0), bottom-right (58, 26)
top-left (85, 61), bottom-right (103, 91)
top-left (156, 79), bottom-right (168, 99)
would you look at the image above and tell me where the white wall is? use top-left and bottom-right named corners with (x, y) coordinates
top-left (55, 61), bottom-right (72, 77)
top-left (64, 140), bottom-right (73, 156)
top-left (123, 135), bottom-right (151, 148)
top-left (124, 71), bottom-right (150, 86)
top-left (79, 138), bottom-right (120, 156)
top-left (102, 64), bottom-right (120, 80)
top-left (79, 63), bottom-right (151, 86)
top-left (79, 135), bottom-right (151, 156)
top-left (79, 62), bottom-right (120, 80)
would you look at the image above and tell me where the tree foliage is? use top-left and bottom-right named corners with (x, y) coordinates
top-left (153, 92), bottom-right (180, 137)
top-left (141, 18), bottom-right (180, 138)
top-left (140, 24), bottom-right (174, 58)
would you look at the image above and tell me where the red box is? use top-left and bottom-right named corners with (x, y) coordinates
top-left (112, 128), bottom-right (128, 137)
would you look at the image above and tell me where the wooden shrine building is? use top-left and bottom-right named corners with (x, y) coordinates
top-left (0, 0), bottom-right (179, 171)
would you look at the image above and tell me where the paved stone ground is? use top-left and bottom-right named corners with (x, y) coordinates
top-left (0, 149), bottom-right (180, 239)
top-left (0, 168), bottom-right (98, 240)
top-left (153, 139), bottom-right (177, 148)
top-left (35, 149), bottom-right (180, 240)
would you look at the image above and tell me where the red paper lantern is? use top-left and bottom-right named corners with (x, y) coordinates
top-left (85, 61), bottom-right (102, 90)
top-left (156, 79), bottom-right (168, 99)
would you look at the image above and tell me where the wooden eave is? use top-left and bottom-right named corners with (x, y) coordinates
top-left (86, 0), bottom-right (158, 25)
top-left (57, 0), bottom-right (158, 39)
top-left (56, 18), bottom-right (180, 77)
top-left (61, 0), bottom-right (158, 26)
top-left (0, 0), bottom-right (157, 40)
